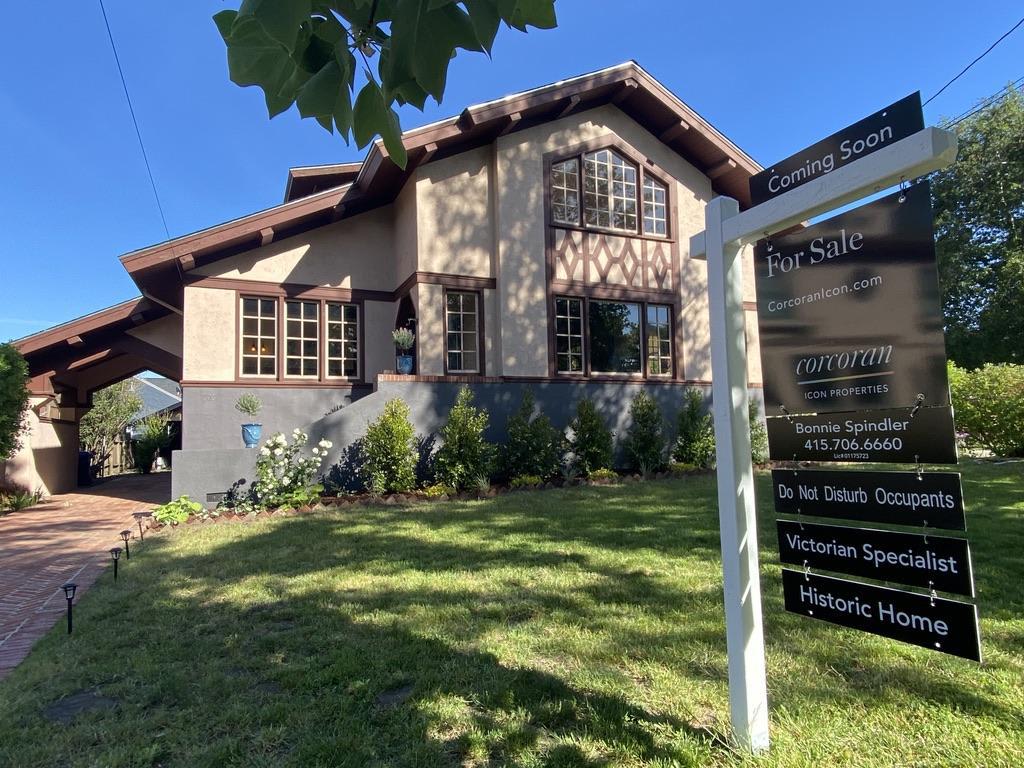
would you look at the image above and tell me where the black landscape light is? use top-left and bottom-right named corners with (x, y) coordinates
top-left (132, 512), bottom-right (148, 542)
top-left (120, 529), bottom-right (132, 559)
top-left (62, 583), bottom-right (77, 634)
top-left (110, 547), bottom-right (122, 580)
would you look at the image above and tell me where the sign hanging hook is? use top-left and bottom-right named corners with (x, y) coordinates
top-left (910, 393), bottom-right (925, 419)
top-left (898, 176), bottom-right (909, 203)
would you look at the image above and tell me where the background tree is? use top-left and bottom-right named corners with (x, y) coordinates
top-left (79, 380), bottom-right (142, 475)
top-left (932, 89), bottom-right (1024, 368)
top-left (215, 0), bottom-right (558, 169)
top-left (0, 344), bottom-right (29, 460)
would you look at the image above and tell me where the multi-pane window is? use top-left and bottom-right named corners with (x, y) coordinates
top-left (643, 177), bottom-right (668, 237)
top-left (326, 302), bottom-right (359, 378)
top-left (285, 300), bottom-right (319, 377)
top-left (240, 297), bottom-right (277, 376)
top-left (646, 304), bottom-right (672, 376)
top-left (583, 149), bottom-right (638, 232)
top-left (555, 296), bottom-right (674, 377)
top-left (554, 297), bottom-right (584, 373)
top-left (446, 291), bottom-right (480, 373)
top-left (551, 158), bottom-right (580, 225)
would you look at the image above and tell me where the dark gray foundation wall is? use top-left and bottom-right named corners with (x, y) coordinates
top-left (173, 380), bottom-right (764, 504)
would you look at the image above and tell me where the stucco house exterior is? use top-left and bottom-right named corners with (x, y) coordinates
top-left (5, 62), bottom-right (764, 501)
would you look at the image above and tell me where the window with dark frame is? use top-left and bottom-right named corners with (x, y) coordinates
top-left (646, 304), bottom-right (672, 376)
top-left (241, 296), bottom-right (277, 376)
top-left (550, 144), bottom-right (669, 238)
top-left (554, 295), bottom-right (674, 377)
top-left (326, 302), bottom-right (359, 378)
top-left (445, 291), bottom-right (480, 373)
top-left (285, 300), bottom-right (319, 377)
top-left (554, 296), bottom-right (584, 373)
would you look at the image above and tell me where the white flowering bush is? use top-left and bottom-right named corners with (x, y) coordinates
top-left (251, 429), bottom-right (333, 508)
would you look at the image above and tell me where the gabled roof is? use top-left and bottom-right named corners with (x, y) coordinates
top-left (133, 376), bottom-right (182, 422)
top-left (120, 61), bottom-right (762, 307)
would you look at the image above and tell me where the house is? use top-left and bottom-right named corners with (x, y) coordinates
top-left (4, 62), bottom-right (764, 501)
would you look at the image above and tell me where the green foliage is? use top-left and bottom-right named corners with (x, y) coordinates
top-left (132, 414), bottom-right (172, 475)
top-left (80, 380), bottom-right (143, 475)
top-left (932, 90), bottom-right (1024, 367)
top-left (363, 399), bottom-right (418, 493)
top-left (433, 387), bottom-right (495, 491)
top-left (502, 391), bottom-right (561, 480)
top-left (949, 361), bottom-right (1024, 457)
top-left (586, 467), bottom-right (618, 483)
top-left (749, 400), bottom-right (769, 464)
top-left (0, 344), bottom-right (28, 461)
top-left (250, 429), bottom-right (331, 508)
top-left (565, 398), bottom-right (613, 475)
top-left (0, 487), bottom-right (41, 514)
top-left (423, 482), bottom-right (453, 499)
top-left (214, 1), bottom-right (558, 169)
top-left (391, 327), bottom-right (415, 351)
top-left (509, 474), bottom-right (542, 489)
top-left (672, 388), bottom-right (715, 469)
top-left (234, 392), bottom-right (263, 419)
top-left (668, 461), bottom-right (701, 475)
top-left (153, 496), bottom-right (203, 525)
top-left (621, 391), bottom-right (666, 475)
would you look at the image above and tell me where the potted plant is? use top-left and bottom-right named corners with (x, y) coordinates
top-left (235, 392), bottom-right (263, 448)
top-left (392, 327), bottom-right (415, 375)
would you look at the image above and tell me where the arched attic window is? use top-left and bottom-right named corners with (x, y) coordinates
top-left (549, 146), bottom-right (669, 237)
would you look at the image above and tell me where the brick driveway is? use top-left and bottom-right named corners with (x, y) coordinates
top-left (0, 473), bottom-right (170, 679)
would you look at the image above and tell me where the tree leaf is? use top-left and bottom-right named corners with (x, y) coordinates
top-left (353, 78), bottom-right (407, 168)
top-left (296, 60), bottom-right (342, 119)
top-left (463, 0), bottom-right (501, 53)
top-left (237, 0), bottom-right (312, 52)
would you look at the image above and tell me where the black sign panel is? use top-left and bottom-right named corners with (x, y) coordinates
top-left (755, 183), bottom-right (948, 415)
top-left (777, 520), bottom-right (974, 596)
top-left (772, 469), bottom-right (965, 530)
top-left (749, 92), bottom-right (923, 205)
top-left (765, 405), bottom-right (957, 464)
top-left (782, 570), bottom-right (981, 661)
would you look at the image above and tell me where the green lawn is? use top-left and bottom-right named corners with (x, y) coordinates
top-left (1, 462), bottom-right (1022, 767)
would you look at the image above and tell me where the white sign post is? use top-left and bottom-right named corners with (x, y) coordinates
top-left (692, 125), bottom-right (958, 752)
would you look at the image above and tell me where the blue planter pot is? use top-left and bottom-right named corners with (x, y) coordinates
top-left (396, 354), bottom-right (414, 375)
top-left (241, 423), bottom-right (262, 448)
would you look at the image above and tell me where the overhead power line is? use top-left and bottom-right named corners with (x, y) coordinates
top-left (943, 76), bottom-right (1024, 128)
top-left (98, 0), bottom-right (170, 239)
top-left (923, 15), bottom-right (1024, 107)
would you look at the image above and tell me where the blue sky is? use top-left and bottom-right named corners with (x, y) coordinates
top-left (1, 1), bottom-right (1022, 342)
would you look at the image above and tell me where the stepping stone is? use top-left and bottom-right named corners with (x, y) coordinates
top-left (374, 683), bottom-right (414, 709)
top-left (43, 689), bottom-right (117, 724)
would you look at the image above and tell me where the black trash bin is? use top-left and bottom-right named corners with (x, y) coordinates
top-left (77, 451), bottom-right (93, 487)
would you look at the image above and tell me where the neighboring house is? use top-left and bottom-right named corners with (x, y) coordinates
top-left (128, 376), bottom-right (182, 439)
top-left (5, 62), bottom-right (765, 501)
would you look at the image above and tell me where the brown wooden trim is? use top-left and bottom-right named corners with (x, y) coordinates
top-left (14, 297), bottom-right (161, 355)
top-left (376, 373), bottom-right (732, 387)
top-left (182, 380), bottom-right (364, 389)
top-left (707, 158), bottom-right (738, 180)
top-left (188, 275), bottom-right (392, 303)
top-left (441, 287), bottom-right (485, 376)
top-left (394, 271), bottom-right (496, 299)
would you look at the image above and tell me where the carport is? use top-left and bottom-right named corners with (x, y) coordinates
top-left (2, 297), bottom-right (182, 495)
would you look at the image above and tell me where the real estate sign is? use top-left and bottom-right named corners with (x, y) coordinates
top-left (754, 183), bottom-right (949, 417)
top-left (782, 570), bottom-right (981, 661)
top-left (749, 92), bottom-right (923, 205)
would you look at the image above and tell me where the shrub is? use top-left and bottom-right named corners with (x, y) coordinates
top-left (749, 400), bottom-right (770, 464)
top-left (0, 487), bottom-right (41, 514)
top-left (587, 467), bottom-right (619, 483)
top-left (250, 429), bottom-right (331, 508)
top-left (433, 387), bottom-right (495, 491)
top-left (510, 474), bottom-right (543, 489)
top-left (565, 398), bottom-right (614, 475)
top-left (0, 343), bottom-right (28, 461)
top-left (133, 415), bottom-right (172, 474)
top-left (362, 399), bottom-right (418, 493)
top-left (949, 362), bottom-right (1024, 456)
top-left (424, 483), bottom-right (453, 499)
top-left (235, 392), bottom-right (262, 419)
top-left (622, 391), bottom-right (667, 475)
top-left (391, 327), bottom-right (415, 351)
top-left (502, 391), bottom-right (561, 480)
top-left (673, 388), bottom-right (716, 469)
top-left (668, 461), bottom-right (700, 475)
top-left (153, 495), bottom-right (203, 525)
